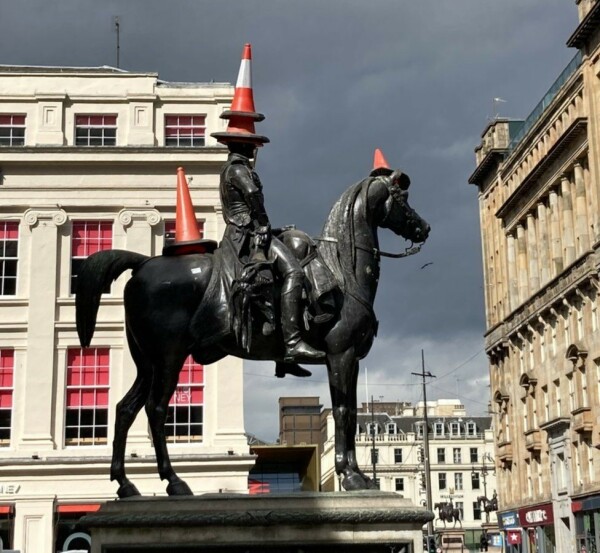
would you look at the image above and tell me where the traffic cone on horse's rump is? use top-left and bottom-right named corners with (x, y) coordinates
top-left (162, 167), bottom-right (206, 256)
top-left (370, 148), bottom-right (393, 177)
top-left (211, 43), bottom-right (269, 145)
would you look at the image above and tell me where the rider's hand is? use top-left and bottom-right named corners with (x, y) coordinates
top-left (255, 225), bottom-right (271, 248)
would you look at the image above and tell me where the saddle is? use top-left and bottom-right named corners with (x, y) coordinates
top-left (190, 228), bottom-right (338, 351)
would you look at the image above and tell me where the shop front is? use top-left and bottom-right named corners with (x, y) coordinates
top-left (518, 503), bottom-right (556, 553)
top-left (499, 510), bottom-right (522, 553)
top-left (572, 495), bottom-right (600, 553)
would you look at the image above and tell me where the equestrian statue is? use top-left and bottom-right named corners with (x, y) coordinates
top-left (75, 44), bottom-right (430, 498)
top-left (434, 501), bottom-right (462, 528)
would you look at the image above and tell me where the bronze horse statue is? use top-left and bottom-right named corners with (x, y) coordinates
top-left (76, 169), bottom-right (430, 498)
top-left (477, 491), bottom-right (498, 522)
top-left (434, 502), bottom-right (462, 528)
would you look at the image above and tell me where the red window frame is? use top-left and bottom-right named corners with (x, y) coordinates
top-left (70, 221), bottom-right (113, 294)
top-left (75, 114), bottom-right (117, 146)
top-left (0, 350), bottom-right (14, 445)
top-left (0, 222), bottom-right (18, 296)
top-left (0, 115), bottom-right (25, 146)
top-left (65, 347), bottom-right (109, 446)
top-left (164, 115), bottom-right (206, 147)
top-left (165, 355), bottom-right (204, 443)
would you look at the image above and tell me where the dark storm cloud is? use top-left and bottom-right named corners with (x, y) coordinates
top-left (0, 0), bottom-right (578, 440)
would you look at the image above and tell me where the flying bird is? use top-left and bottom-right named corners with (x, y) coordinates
top-left (420, 262), bottom-right (433, 270)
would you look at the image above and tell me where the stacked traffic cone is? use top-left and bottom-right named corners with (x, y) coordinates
top-left (370, 148), bottom-right (393, 177)
top-left (163, 167), bottom-right (207, 256)
top-left (211, 43), bottom-right (269, 145)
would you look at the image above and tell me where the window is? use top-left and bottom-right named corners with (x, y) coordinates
top-left (386, 422), bottom-right (397, 435)
top-left (434, 422), bottom-right (444, 436)
top-left (370, 448), bottom-right (379, 464)
top-left (0, 115), bottom-right (25, 146)
top-left (0, 350), bottom-right (13, 444)
top-left (453, 447), bottom-right (462, 464)
top-left (466, 421), bottom-right (477, 436)
top-left (71, 221), bottom-right (113, 294)
top-left (473, 501), bottom-right (482, 520)
top-left (471, 471), bottom-right (480, 490)
top-left (394, 448), bottom-right (403, 463)
top-left (165, 355), bottom-right (204, 443)
top-left (437, 448), bottom-right (446, 464)
top-left (438, 472), bottom-right (447, 490)
top-left (470, 447), bottom-right (478, 463)
top-left (165, 115), bottom-right (206, 147)
top-left (455, 501), bottom-right (464, 519)
top-left (75, 114), bottom-right (117, 146)
top-left (367, 423), bottom-right (379, 436)
top-left (454, 472), bottom-right (463, 490)
top-left (65, 347), bottom-right (109, 446)
top-left (0, 222), bottom-right (18, 295)
top-left (395, 477), bottom-right (404, 492)
top-left (416, 423), bottom-right (424, 438)
top-left (450, 421), bottom-right (460, 436)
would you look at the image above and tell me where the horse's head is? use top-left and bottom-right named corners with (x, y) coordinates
top-left (378, 170), bottom-right (430, 244)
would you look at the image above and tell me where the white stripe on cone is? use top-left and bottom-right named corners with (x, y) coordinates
top-left (236, 59), bottom-right (252, 88)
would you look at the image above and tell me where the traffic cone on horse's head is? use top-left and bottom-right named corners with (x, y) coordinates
top-left (370, 148), bottom-right (393, 177)
top-left (163, 167), bottom-right (206, 256)
top-left (211, 43), bottom-right (269, 146)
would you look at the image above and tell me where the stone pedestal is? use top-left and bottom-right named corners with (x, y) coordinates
top-left (82, 491), bottom-right (433, 553)
top-left (438, 528), bottom-right (466, 551)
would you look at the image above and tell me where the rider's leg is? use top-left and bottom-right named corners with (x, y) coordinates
top-left (270, 238), bottom-right (325, 362)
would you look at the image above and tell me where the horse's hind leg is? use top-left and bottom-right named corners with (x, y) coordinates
top-left (110, 328), bottom-right (151, 498)
top-left (145, 352), bottom-right (193, 496)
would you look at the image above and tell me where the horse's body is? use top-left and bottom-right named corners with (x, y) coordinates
top-left (76, 171), bottom-right (429, 498)
top-left (434, 502), bottom-right (462, 528)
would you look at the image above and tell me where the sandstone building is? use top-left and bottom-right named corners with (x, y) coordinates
top-left (469, 2), bottom-right (600, 551)
top-left (0, 65), bottom-right (253, 553)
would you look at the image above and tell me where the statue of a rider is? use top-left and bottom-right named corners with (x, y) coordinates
top-left (211, 44), bottom-right (325, 363)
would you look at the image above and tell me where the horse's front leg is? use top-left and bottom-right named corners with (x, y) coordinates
top-left (327, 350), bottom-right (372, 490)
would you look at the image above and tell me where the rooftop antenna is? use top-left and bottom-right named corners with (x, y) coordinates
top-left (114, 16), bottom-right (121, 69)
top-left (492, 97), bottom-right (507, 119)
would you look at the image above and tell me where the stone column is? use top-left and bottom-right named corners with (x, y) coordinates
top-left (561, 175), bottom-right (576, 266)
top-left (20, 208), bottom-right (67, 451)
top-left (517, 223), bottom-right (529, 303)
top-left (527, 213), bottom-right (539, 292)
top-left (507, 232), bottom-right (518, 311)
top-left (117, 209), bottom-right (162, 446)
top-left (537, 202), bottom-right (550, 285)
top-left (574, 162), bottom-right (590, 254)
top-left (549, 189), bottom-right (563, 276)
top-left (13, 498), bottom-right (55, 553)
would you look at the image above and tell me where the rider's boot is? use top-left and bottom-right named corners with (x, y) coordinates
top-left (281, 275), bottom-right (325, 362)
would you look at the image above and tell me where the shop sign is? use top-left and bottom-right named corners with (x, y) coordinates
top-left (518, 503), bottom-right (554, 527)
top-left (506, 530), bottom-right (522, 545)
top-left (498, 510), bottom-right (519, 529)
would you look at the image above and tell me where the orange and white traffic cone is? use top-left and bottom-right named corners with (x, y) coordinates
top-left (211, 43), bottom-right (269, 145)
top-left (370, 148), bottom-right (393, 177)
top-left (163, 167), bottom-right (207, 256)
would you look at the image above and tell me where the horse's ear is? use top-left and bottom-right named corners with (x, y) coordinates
top-left (391, 170), bottom-right (410, 191)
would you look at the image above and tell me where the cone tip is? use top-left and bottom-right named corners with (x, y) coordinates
top-left (242, 43), bottom-right (252, 59)
top-left (177, 166), bottom-right (185, 173)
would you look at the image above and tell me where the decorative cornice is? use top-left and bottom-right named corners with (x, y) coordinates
top-left (567, 3), bottom-right (600, 48)
top-left (82, 507), bottom-right (434, 528)
top-left (468, 149), bottom-right (507, 188)
top-left (118, 208), bottom-right (161, 227)
top-left (23, 208), bottom-right (67, 227)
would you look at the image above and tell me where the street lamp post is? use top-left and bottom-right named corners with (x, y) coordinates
top-left (472, 453), bottom-right (495, 523)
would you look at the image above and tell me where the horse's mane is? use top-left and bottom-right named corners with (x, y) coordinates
top-left (317, 178), bottom-right (370, 292)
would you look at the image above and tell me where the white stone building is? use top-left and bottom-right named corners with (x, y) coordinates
top-left (321, 399), bottom-right (498, 548)
top-left (0, 65), bottom-right (253, 552)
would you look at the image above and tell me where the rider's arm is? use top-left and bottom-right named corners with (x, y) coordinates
top-left (230, 164), bottom-right (270, 229)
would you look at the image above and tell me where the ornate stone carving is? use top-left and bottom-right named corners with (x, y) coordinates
top-left (118, 209), bottom-right (161, 227)
top-left (23, 208), bottom-right (68, 227)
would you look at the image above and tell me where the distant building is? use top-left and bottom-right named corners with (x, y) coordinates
top-left (321, 399), bottom-right (497, 549)
top-left (469, 2), bottom-right (600, 552)
top-left (0, 65), bottom-right (253, 553)
top-left (278, 396), bottom-right (323, 451)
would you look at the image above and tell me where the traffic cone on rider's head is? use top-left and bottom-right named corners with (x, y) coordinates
top-left (370, 148), bottom-right (394, 177)
top-left (211, 43), bottom-right (269, 146)
top-left (163, 167), bottom-right (206, 256)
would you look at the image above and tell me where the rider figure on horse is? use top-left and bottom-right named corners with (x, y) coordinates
top-left (212, 44), bottom-right (325, 363)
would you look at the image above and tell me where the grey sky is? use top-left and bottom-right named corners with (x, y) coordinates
top-left (0, 0), bottom-right (578, 440)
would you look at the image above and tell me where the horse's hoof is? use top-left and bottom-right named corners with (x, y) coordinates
top-left (342, 473), bottom-right (370, 491)
top-left (117, 481), bottom-right (141, 498)
top-left (166, 480), bottom-right (193, 496)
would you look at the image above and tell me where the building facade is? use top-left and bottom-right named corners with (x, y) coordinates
top-left (0, 65), bottom-right (254, 553)
top-left (469, 2), bottom-right (600, 552)
top-left (321, 399), bottom-right (498, 549)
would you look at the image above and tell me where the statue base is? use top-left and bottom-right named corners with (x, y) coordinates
top-left (437, 527), bottom-right (466, 550)
top-left (82, 491), bottom-right (433, 553)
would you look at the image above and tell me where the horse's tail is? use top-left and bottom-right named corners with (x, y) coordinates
top-left (76, 249), bottom-right (149, 347)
